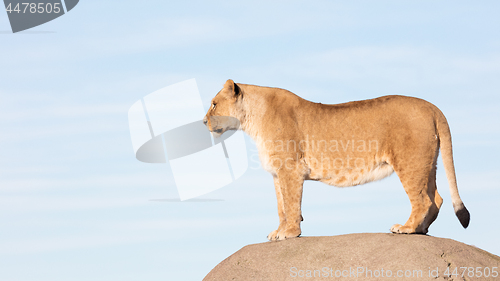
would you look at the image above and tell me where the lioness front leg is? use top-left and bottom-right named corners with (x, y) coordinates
top-left (268, 176), bottom-right (286, 241)
top-left (273, 167), bottom-right (304, 240)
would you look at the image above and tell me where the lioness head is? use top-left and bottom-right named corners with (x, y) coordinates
top-left (203, 79), bottom-right (243, 137)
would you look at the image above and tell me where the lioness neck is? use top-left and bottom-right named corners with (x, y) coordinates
top-left (238, 84), bottom-right (315, 143)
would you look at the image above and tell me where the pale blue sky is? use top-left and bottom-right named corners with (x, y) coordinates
top-left (1, 1), bottom-right (499, 280)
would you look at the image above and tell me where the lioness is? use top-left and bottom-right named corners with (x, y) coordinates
top-left (203, 79), bottom-right (470, 240)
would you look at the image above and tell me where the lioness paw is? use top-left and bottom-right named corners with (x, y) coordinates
top-left (267, 230), bottom-right (279, 241)
top-left (270, 229), bottom-right (287, 241)
top-left (268, 227), bottom-right (301, 241)
top-left (390, 224), bottom-right (417, 234)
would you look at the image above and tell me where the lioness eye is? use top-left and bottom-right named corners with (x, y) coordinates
top-left (212, 103), bottom-right (216, 110)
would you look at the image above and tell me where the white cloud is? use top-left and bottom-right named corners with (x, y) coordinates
top-left (0, 170), bottom-right (168, 193)
top-left (243, 45), bottom-right (500, 94)
top-left (0, 216), bottom-right (268, 254)
top-left (0, 195), bottom-right (146, 212)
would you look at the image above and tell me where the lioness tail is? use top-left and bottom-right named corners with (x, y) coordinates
top-left (436, 109), bottom-right (470, 228)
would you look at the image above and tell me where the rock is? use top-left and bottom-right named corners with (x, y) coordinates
top-left (204, 233), bottom-right (500, 281)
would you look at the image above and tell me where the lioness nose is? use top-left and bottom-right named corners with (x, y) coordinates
top-left (203, 116), bottom-right (208, 126)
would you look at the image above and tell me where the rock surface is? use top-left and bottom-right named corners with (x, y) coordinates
top-left (204, 233), bottom-right (500, 280)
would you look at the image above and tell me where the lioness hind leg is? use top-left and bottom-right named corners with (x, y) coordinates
top-left (422, 169), bottom-right (443, 233)
top-left (390, 162), bottom-right (442, 234)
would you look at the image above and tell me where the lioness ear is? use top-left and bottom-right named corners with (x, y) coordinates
top-left (224, 79), bottom-right (235, 90)
top-left (224, 79), bottom-right (241, 97)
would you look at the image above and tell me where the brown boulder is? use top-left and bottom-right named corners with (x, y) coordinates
top-left (204, 233), bottom-right (500, 280)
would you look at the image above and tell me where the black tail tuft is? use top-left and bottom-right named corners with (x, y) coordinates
top-left (455, 204), bottom-right (470, 228)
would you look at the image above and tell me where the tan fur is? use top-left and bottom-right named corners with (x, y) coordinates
top-left (203, 79), bottom-right (470, 240)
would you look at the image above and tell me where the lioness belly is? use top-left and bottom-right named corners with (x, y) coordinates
top-left (311, 161), bottom-right (394, 187)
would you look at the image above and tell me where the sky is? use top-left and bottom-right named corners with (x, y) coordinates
top-left (1, 1), bottom-right (500, 280)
